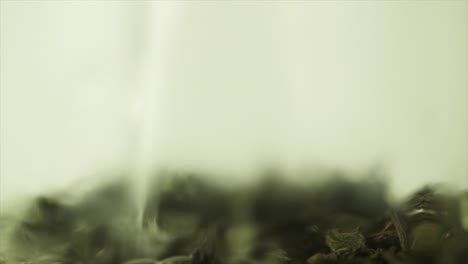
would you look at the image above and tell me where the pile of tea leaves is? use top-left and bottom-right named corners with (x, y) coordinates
top-left (1, 171), bottom-right (467, 264)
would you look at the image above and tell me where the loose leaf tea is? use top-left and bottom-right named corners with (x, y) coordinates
top-left (1, 171), bottom-right (467, 264)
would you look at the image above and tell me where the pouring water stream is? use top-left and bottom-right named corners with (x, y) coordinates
top-left (131, 2), bottom-right (180, 233)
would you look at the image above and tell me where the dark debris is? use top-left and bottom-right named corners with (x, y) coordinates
top-left (1, 172), bottom-right (467, 264)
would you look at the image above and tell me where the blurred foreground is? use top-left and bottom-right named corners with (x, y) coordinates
top-left (1, 169), bottom-right (467, 264)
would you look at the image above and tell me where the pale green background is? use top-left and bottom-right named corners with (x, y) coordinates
top-left (1, 1), bottom-right (467, 207)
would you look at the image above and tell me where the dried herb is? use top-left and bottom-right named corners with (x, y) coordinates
top-left (1, 173), bottom-right (467, 264)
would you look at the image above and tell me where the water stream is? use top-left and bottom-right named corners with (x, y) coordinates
top-left (130, 2), bottom-right (181, 231)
